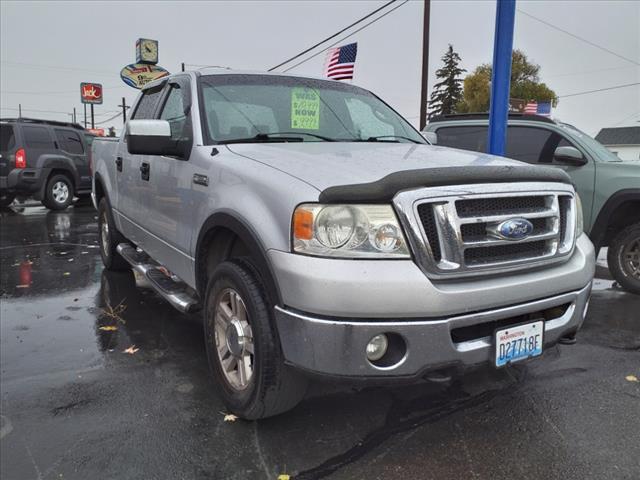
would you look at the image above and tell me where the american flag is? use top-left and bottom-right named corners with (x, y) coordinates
top-left (324, 42), bottom-right (357, 80)
top-left (524, 101), bottom-right (538, 114)
top-left (524, 100), bottom-right (552, 116)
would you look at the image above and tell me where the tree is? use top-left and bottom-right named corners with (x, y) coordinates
top-left (428, 45), bottom-right (466, 118)
top-left (457, 49), bottom-right (558, 113)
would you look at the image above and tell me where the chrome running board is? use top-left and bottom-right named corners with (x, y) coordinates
top-left (116, 243), bottom-right (200, 313)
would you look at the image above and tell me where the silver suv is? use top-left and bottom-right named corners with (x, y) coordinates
top-left (92, 71), bottom-right (595, 419)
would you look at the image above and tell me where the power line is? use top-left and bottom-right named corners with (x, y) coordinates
top-left (518, 9), bottom-right (640, 66)
top-left (269, 0), bottom-right (397, 71)
top-left (1, 86), bottom-right (130, 96)
top-left (559, 82), bottom-right (640, 98)
top-left (282, 0), bottom-right (409, 73)
top-left (1, 107), bottom-right (119, 117)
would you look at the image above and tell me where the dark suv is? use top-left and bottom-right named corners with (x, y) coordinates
top-left (0, 118), bottom-right (94, 210)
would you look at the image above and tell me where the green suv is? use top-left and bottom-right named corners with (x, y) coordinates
top-left (425, 113), bottom-right (640, 294)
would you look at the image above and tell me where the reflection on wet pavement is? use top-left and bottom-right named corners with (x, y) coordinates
top-left (1, 204), bottom-right (639, 480)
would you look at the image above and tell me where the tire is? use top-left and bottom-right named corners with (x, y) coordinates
top-left (0, 192), bottom-right (16, 208)
top-left (607, 222), bottom-right (640, 295)
top-left (43, 174), bottom-right (74, 210)
top-left (204, 259), bottom-right (308, 419)
top-left (97, 198), bottom-right (129, 271)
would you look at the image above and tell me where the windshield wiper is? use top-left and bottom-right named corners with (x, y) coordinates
top-left (217, 132), bottom-right (336, 145)
top-left (360, 135), bottom-right (423, 144)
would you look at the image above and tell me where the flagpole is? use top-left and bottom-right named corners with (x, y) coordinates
top-left (419, 0), bottom-right (431, 130)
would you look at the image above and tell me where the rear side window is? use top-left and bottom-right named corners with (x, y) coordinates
top-left (505, 126), bottom-right (569, 164)
top-left (436, 126), bottom-right (487, 153)
top-left (132, 85), bottom-right (165, 119)
top-left (0, 125), bottom-right (16, 152)
top-left (23, 126), bottom-right (55, 149)
top-left (54, 129), bottom-right (85, 154)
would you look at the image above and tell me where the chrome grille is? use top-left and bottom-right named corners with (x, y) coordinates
top-left (394, 182), bottom-right (577, 279)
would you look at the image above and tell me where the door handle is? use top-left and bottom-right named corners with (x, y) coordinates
top-left (115, 156), bottom-right (123, 172)
top-left (140, 163), bottom-right (150, 173)
top-left (193, 174), bottom-right (209, 186)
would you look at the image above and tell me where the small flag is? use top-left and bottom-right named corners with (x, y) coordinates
top-left (524, 101), bottom-right (538, 114)
top-left (324, 43), bottom-right (357, 81)
top-left (536, 102), bottom-right (551, 116)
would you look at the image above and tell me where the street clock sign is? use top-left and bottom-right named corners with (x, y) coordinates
top-left (80, 83), bottom-right (103, 104)
top-left (136, 38), bottom-right (159, 65)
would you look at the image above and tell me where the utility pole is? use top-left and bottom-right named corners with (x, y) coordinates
top-left (73, 107), bottom-right (76, 123)
top-left (118, 97), bottom-right (130, 124)
top-left (18, 104), bottom-right (22, 118)
top-left (487, 0), bottom-right (516, 156)
top-left (91, 104), bottom-right (95, 129)
top-left (181, 62), bottom-right (185, 72)
top-left (84, 104), bottom-right (87, 128)
top-left (419, 0), bottom-right (431, 131)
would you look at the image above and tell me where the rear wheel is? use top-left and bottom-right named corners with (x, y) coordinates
top-left (204, 260), bottom-right (308, 419)
top-left (608, 222), bottom-right (640, 294)
top-left (98, 198), bottom-right (129, 271)
top-left (43, 174), bottom-right (74, 210)
top-left (0, 192), bottom-right (15, 208)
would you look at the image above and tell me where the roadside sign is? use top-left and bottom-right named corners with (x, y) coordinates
top-left (120, 63), bottom-right (169, 89)
top-left (80, 83), bottom-right (103, 104)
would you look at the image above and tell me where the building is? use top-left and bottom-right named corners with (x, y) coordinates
top-left (594, 126), bottom-right (640, 161)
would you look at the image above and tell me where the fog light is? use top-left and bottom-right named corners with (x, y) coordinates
top-left (366, 334), bottom-right (388, 361)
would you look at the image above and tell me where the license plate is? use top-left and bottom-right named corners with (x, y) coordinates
top-left (495, 320), bottom-right (544, 367)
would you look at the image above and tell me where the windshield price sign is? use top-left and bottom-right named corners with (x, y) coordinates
top-left (291, 88), bottom-right (320, 130)
top-left (80, 83), bottom-right (103, 104)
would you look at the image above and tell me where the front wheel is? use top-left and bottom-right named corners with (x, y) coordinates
top-left (43, 174), bottom-right (74, 210)
top-left (607, 223), bottom-right (640, 294)
top-left (204, 260), bottom-right (308, 419)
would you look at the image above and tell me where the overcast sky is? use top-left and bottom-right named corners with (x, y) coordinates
top-left (1, 0), bottom-right (638, 135)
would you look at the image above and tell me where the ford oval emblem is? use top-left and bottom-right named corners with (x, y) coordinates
top-left (495, 218), bottom-right (534, 240)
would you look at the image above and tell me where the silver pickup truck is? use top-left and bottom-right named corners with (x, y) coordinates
top-left (92, 70), bottom-right (595, 419)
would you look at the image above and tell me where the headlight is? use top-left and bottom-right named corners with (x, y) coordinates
top-left (575, 194), bottom-right (584, 236)
top-left (292, 204), bottom-right (411, 258)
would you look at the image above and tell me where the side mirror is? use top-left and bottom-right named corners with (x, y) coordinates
top-left (553, 146), bottom-right (587, 166)
top-left (127, 120), bottom-right (184, 157)
top-left (422, 131), bottom-right (438, 145)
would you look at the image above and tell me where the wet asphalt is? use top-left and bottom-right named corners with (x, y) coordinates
top-left (0, 202), bottom-right (638, 480)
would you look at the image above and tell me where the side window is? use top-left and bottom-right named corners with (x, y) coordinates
top-left (505, 126), bottom-right (564, 164)
top-left (131, 85), bottom-right (164, 119)
top-left (159, 84), bottom-right (189, 140)
top-left (54, 129), bottom-right (84, 154)
top-left (345, 98), bottom-right (394, 138)
top-left (22, 126), bottom-right (55, 149)
top-left (436, 126), bottom-right (488, 153)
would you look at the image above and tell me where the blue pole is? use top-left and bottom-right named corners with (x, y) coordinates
top-left (487, 0), bottom-right (516, 156)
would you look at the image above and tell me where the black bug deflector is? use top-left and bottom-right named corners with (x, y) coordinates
top-left (318, 165), bottom-right (572, 203)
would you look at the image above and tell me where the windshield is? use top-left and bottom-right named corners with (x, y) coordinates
top-left (558, 122), bottom-right (621, 162)
top-left (198, 74), bottom-right (425, 145)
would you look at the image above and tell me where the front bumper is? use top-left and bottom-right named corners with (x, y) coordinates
top-left (275, 282), bottom-right (592, 377)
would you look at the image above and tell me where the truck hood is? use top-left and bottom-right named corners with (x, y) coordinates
top-left (226, 143), bottom-right (527, 191)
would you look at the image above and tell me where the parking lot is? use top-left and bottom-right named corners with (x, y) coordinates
top-left (1, 202), bottom-right (639, 480)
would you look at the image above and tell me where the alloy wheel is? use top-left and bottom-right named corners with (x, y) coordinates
top-left (214, 288), bottom-right (254, 390)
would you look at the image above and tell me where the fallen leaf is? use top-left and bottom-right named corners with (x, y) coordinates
top-left (277, 475), bottom-right (290, 480)
top-left (626, 375), bottom-right (639, 382)
top-left (99, 325), bottom-right (118, 331)
top-left (68, 258), bottom-right (74, 262)
top-left (63, 272), bottom-right (71, 276)
top-left (123, 346), bottom-right (139, 354)
top-left (221, 412), bottom-right (238, 422)
top-left (16, 284), bottom-right (29, 288)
